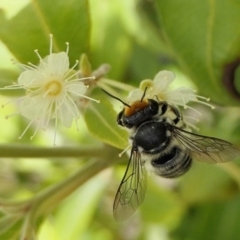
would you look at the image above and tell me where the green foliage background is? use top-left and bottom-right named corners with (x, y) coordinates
top-left (0, 0), bottom-right (240, 239)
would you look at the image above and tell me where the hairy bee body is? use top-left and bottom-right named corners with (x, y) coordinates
top-left (102, 89), bottom-right (240, 222)
top-left (121, 99), bottom-right (191, 178)
top-left (132, 120), bottom-right (192, 178)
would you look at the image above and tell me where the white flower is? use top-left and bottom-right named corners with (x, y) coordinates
top-left (2, 34), bottom-right (99, 144)
top-left (127, 70), bottom-right (214, 130)
top-left (128, 70), bottom-right (214, 111)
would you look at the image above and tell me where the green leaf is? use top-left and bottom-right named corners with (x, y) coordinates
top-left (84, 92), bottom-right (128, 149)
top-left (0, 0), bottom-right (90, 66)
top-left (90, 0), bottom-right (132, 79)
top-left (155, 0), bottom-right (240, 105)
top-left (172, 194), bottom-right (240, 240)
top-left (0, 217), bottom-right (23, 240)
top-left (52, 172), bottom-right (110, 240)
top-left (179, 162), bottom-right (236, 204)
top-left (141, 179), bottom-right (185, 228)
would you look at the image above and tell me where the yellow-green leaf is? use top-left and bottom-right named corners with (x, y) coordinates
top-left (84, 95), bottom-right (128, 149)
top-left (155, 0), bottom-right (240, 105)
top-left (0, 0), bottom-right (90, 66)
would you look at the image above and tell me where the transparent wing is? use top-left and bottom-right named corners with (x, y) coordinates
top-left (113, 149), bottom-right (147, 222)
top-left (171, 125), bottom-right (240, 163)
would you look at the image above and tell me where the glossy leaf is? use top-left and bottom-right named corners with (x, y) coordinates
top-left (84, 92), bottom-right (128, 149)
top-left (141, 179), bottom-right (185, 226)
top-left (172, 194), bottom-right (240, 240)
top-left (90, 0), bottom-right (132, 79)
top-left (0, 218), bottom-right (23, 240)
top-left (0, 0), bottom-right (90, 65)
top-left (155, 0), bottom-right (240, 105)
top-left (179, 162), bottom-right (236, 204)
top-left (52, 171), bottom-right (111, 240)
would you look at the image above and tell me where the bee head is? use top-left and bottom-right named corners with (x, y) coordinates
top-left (102, 88), bottom-right (166, 128)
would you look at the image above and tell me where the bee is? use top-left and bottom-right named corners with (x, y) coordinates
top-left (102, 89), bottom-right (240, 222)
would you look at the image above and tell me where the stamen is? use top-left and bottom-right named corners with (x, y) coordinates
top-left (44, 100), bottom-right (54, 128)
top-left (65, 94), bottom-right (82, 115)
top-left (183, 105), bottom-right (202, 115)
top-left (28, 88), bottom-right (42, 97)
top-left (195, 95), bottom-right (211, 101)
top-left (194, 99), bottom-right (215, 109)
top-left (53, 117), bottom-right (58, 146)
top-left (68, 90), bottom-right (100, 103)
top-left (34, 49), bottom-right (42, 61)
top-left (49, 34), bottom-right (53, 54)
top-left (18, 119), bottom-right (35, 139)
top-left (185, 121), bottom-right (200, 131)
top-left (43, 89), bottom-right (52, 98)
top-left (75, 118), bottom-right (80, 131)
top-left (1, 84), bottom-right (22, 90)
top-left (118, 145), bottom-right (132, 157)
top-left (65, 75), bottom-right (95, 83)
top-left (5, 112), bottom-right (20, 119)
top-left (2, 97), bottom-right (24, 108)
top-left (30, 123), bottom-right (40, 140)
top-left (66, 42), bottom-right (69, 54)
top-left (183, 115), bottom-right (200, 122)
top-left (27, 62), bottom-right (41, 70)
top-left (11, 59), bottom-right (33, 71)
top-left (63, 60), bottom-right (80, 80)
top-left (34, 49), bottom-right (49, 70)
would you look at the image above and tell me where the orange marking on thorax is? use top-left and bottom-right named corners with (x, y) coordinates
top-left (124, 100), bottom-right (148, 117)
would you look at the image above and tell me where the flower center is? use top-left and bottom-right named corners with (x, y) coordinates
top-left (44, 80), bottom-right (63, 97)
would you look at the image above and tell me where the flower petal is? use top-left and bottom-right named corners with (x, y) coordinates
top-left (153, 70), bottom-right (175, 92)
top-left (19, 96), bottom-right (48, 120)
top-left (57, 98), bottom-right (79, 128)
top-left (66, 82), bottom-right (87, 97)
top-left (127, 89), bottom-right (144, 103)
top-left (40, 52), bottom-right (69, 77)
top-left (165, 87), bottom-right (196, 106)
top-left (18, 70), bottom-right (43, 87)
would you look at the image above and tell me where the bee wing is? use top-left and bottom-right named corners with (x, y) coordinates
top-left (171, 125), bottom-right (240, 163)
top-left (113, 149), bottom-right (147, 222)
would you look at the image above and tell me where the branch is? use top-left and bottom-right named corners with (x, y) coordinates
top-left (0, 144), bottom-right (106, 158)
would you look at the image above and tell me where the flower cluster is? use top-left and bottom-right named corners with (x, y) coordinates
top-left (2, 35), bottom-right (99, 144)
top-left (127, 70), bottom-right (214, 130)
top-left (1, 34), bottom-right (215, 145)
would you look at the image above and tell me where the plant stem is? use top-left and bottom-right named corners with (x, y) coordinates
top-left (0, 144), bottom-right (105, 158)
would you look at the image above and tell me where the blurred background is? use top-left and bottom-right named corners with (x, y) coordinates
top-left (0, 0), bottom-right (240, 239)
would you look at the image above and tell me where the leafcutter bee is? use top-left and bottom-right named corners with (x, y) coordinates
top-left (102, 89), bottom-right (240, 221)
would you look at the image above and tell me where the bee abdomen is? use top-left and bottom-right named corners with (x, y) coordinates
top-left (151, 147), bottom-right (192, 178)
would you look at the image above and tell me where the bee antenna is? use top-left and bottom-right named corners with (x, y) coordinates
top-left (141, 87), bottom-right (148, 102)
top-left (101, 89), bottom-right (131, 107)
